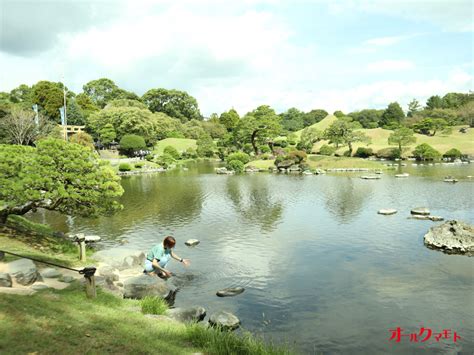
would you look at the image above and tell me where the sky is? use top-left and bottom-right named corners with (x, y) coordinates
top-left (0, 0), bottom-right (472, 116)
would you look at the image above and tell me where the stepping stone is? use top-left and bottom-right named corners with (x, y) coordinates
top-left (360, 175), bottom-right (381, 180)
top-left (378, 209), bottom-right (397, 215)
top-left (59, 275), bottom-right (75, 283)
top-left (411, 207), bottom-right (430, 216)
top-left (429, 216), bottom-right (444, 221)
top-left (31, 284), bottom-right (50, 290)
top-left (40, 268), bottom-right (62, 278)
top-left (395, 173), bottom-right (409, 178)
top-left (185, 239), bottom-right (200, 247)
top-left (165, 306), bottom-right (206, 322)
top-left (216, 287), bottom-right (245, 297)
top-left (209, 311), bottom-right (240, 330)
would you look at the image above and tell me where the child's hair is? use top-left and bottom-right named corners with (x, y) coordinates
top-left (163, 236), bottom-right (176, 248)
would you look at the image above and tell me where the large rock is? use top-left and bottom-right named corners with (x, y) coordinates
top-left (209, 311), bottom-right (240, 331)
top-left (185, 239), bottom-right (200, 247)
top-left (276, 160), bottom-right (294, 169)
top-left (40, 268), bottom-right (62, 278)
top-left (424, 220), bottom-right (474, 254)
top-left (98, 265), bottom-right (120, 283)
top-left (0, 272), bottom-right (12, 287)
top-left (378, 209), bottom-right (397, 215)
top-left (94, 249), bottom-right (146, 270)
top-left (7, 259), bottom-right (38, 285)
top-left (165, 306), bottom-right (206, 323)
top-left (123, 275), bottom-right (176, 300)
top-left (216, 287), bottom-right (245, 297)
top-left (411, 207), bottom-right (430, 215)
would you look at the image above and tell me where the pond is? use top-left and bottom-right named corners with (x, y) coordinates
top-left (29, 161), bottom-right (474, 353)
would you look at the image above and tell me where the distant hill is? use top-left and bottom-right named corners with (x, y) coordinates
top-left (294, 114), bottom-right (338, 139)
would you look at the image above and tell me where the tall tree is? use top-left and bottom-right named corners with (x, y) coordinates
top-left (219, 108), bottom-right (240, 131)
top-left (324, 118), bottom-right (370, 154)
top-left (303, 109), bottom-right (328, 127)
top-left (142, 88), bottom-right (201, 122)
top-left (235, 105), bottom-right (281, 155)
top-left (348, 109), bottom-right (384, 128)
top-left (380, 102), bottom-right (405, 129)
top-left (0, 138), bottom-right (124, 224)
top-left (425, 95), bottom-right (444, 110)
top-left (388, 127), bottom-right (416, 154)
top-left (82, 78), bottom-right (137, 109)
top-left (31, 81), bottom-right (68, 122)
top-left (407, 99), bottom-right (421, 117)
top-left (10, 84), bottom-right (33, 105)
top-left (280, 107), bottom-right (305, 131)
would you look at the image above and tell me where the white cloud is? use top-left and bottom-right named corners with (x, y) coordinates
top-left (366, 60), bottom-right (415, 73)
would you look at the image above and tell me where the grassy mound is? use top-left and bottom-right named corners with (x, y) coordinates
top-left (154, 138), bottom-right (197, 155)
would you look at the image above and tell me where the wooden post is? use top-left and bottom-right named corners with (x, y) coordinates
top-left (85, 275), bottom-right (96, 298)
top-left (79, 240), bottom-right (86, 262)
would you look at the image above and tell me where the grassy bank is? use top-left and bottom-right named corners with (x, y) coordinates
top-left (154, 138), bottom-right (197, 155)
top-left (0, 232), bottom-right (291, 355)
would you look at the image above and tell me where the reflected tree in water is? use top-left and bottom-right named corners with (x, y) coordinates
top-left (226, 177), bottom-right (283, 232)
top-left (324, 178), bottom-right (372, 224)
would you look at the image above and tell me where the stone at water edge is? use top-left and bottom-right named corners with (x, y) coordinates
top-left (411, 207), bottom-right (430, 216)
top-left (7, 258), bottom-right (38, 286)
top-left (428, 216), bottom-right (444, 222)
top-left (123, 274), bottom-right (176, 300)
top-left (31, 283), bottom-right (50, 290)
top-left (209, 311), bottom-right (240, 330)
top-left (423, 220), bottom-right (474, 254)
top-left (40, 268), bottom-right (62, 278)
top-left (0, 272), bottom-right (12, 287)
top-left (59, 275), bottom-right (75, 283)
top-left (165, 306), bottom-right (206, 323)
top-left (216, 287), bottom-right (245, 297)
top-left (377, 209), bottom-right (397, 215)
top-left (185, 239), bottom-right (200, 247)
top-left (98, 265), bottom-right (120, 282)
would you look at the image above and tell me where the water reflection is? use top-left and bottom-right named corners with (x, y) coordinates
top-left (225, 176), bottom-right (283, 232)
top-left (324, 177), bottom-right (373, 224)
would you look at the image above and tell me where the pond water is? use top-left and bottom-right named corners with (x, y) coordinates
top-left (29, 161), bottom-right (474, 354)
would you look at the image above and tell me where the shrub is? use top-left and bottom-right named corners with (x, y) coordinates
top-left (134, 162), bottom-right (144, 168)
top-left (273, 138), bottom-right (288, 148)
top-left (226, 159), bottom-right (244, 173)
top-left (343, 150), bottom-right (351, 157)
top-left (319, 144), bottom-right (336, 156)
top-left (259, 145), bottom-right (271, 154)
top-left (119, 134), bottom-right (146, 156)
top-left (226, 152), bottom-right (250, 165)
top-left (118, 163), bottom-right (132, 171)
top-left (145, 154), bottom-right (154, 161)
top-left (333, 110), bottom-right (345, 118)
top-left (376, 147), bottom-right (401, 159)
top-left (163, 145), bottom-right (180, 160)
top-left (412, 143), bottom-right (441, 161)
top-left (260, 153), bottom-right (271, 160)
top-left (443, 148), bottom-right (462, 160)
top-left (182, 147), bottom-right (198, 159)
top-left (354, 147), bottom-right (374, 158)
top-left (140, 296), bottom-right (168, 315)
top-left (243, 143), bottom-right (254, 154)
top-left (288, 150), bottom-right (307, 163)
top-left (287, 133), bottom-right (297, 146)
top-left (156, 153), bottom-right (175, 168)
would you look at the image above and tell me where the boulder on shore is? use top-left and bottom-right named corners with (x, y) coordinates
top-left (94, 249), bottom-right (146, 270)
top-left (423, 220), bottom-right (474, 254)
top-left (40, 268), bottom-right (62, 278)
top-left (185, 239), bottom-right (200, 247)
top-left (165, 306), bottom-right (206, 323)
top-left (123, 274), bottom-right (176, 300)
top-left (7, 259), bottom-right (38, 286)
top-left (209, 311), bottom-right (240, 330)
top-left (0, 272), bottom-right (12, 287)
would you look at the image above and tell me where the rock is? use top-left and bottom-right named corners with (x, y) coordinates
top-left (144, 314), bottom-right (182, 324)
top-left (424, 220), bottom-right (474, 254)
top-left (360, 175), bottom-right (381, 180)
top-left (31, 283), bottom-right (50, 290)
top-left (410, 215), bottom-right (431, 220)
top-left (276, 160), bottom-right (294, 169)
top-left (428, 216), bottom-right (444, 222)
top-left (377, 209), bottom-right (397, 215)
top-left (244, 166), bottom-right (260, 173)
top-left (0, 272), bottom-right (12, 287)
top-left (215, 167), bottom-right (234, 175)
top-left (165, 306), bottom-right (206, 323)
top-left (443, 178), bottom-right (458, 183)
top-left (59, 275), bottom-right (75, 283)
top-left (7, 259), bottom-right (38, 286)
top-left (123, 274), bottom-right (176, 300)
top-left (40, 268), bottom-right (62, 278)
top-left (288, 165), bottom-right (301, 172)
top-left (395, 173), bottom-right (409, 178)
top-left (302, 171), bottom-right (313, 175)
top-left (98, 265), bottom-right (120, 282)
top-left (185, 239), bottom-right (200, 247)
top-left (216, 287), bottom-right (245, 297)
top-left (85, 235), bottom-right (101, 243)
top-left (94, 249), bottom-right (146, 270)
top-left (209, 311), bottom-right (240, 331)
top-left (411, 207), bottom-right (430, 215)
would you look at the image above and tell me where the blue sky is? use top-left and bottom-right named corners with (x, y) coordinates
top-left (0, 0), bottom-right (472, 115)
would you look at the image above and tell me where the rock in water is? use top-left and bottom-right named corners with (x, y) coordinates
top-left (424, 220), bottom-right (474, 254)
top-left (185, 239), bottom-right (200, 247)
top-left (411, 207), bottom-right (430, 215)
top-left (216, 287), bottom-right (245, 297)
top-left (94, 249), bottom-right (146, 270)
top-left (40, 268), bottom-right (62, 278)
top-left (378, 209), bottom-right (397, 215)
top-left (165, 306), bottom-right (206, 322)
top-left (123, 274), bottom-right (176, 300)
top-left (7, 259), bottom-right (38, 285)
top-left (209, 311), bottom-right (240, 330)
top-left (0, 272), bottom-right (12, 287)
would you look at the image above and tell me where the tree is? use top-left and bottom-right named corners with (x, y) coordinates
top-left (201, 120), bottom-right (226, 139)
top-left (412, 143), bottom-right (441, 161)
top-left (407, 99), bottom-right (421, 117)
top-left (69, 131), bottom-right (94, 149)
top-left (333, 110), bottom-right (345, 118)
top-left (98, 123), bottom-right (116, 146)
top-left (380, 102), bottom-right (405, 129)
top-left (426, 95), bottom-right (444, 110)
top-left (65, 99), bottom-right (86, 126)
top-left (82, 78), bottom-right (137, 109)
top-left (458, 101), bottom-right (474, 127)
top-left (0, 107), bottom-right (55, 145)
top-left (443, 148), bottom-right (462, 161)
top-left (324, 118), bottom-right (370, 155)
top-left (142, 88), bottom-right (201, 122)
top-left (119, 134), bottom-right (146, 156)
top-left (388, 127), bottom-right (416, 155)
top-left (75, 93), bottom-right (100, 118)
top-left (196, 134), bottom-right (215, 157)
top-left (154, 112), bottom-right (184, 140)
top-left (235, 105), bottom-right (281, 155)
top-left (414, 118), bottom-right (449, 136)
top-left (348, 109), bottom-right (384, 128)
top-left (105, 99), bottom-right (147, 110)
top-left (31, 81), bottom-right (67, 122)
top-left (303, 109), bottom-right (328, 127)
top-left (0, 138), bottom-right (123, 224)
top-left (280, 107), bottom-right (305, 131)
top-left (10, 84), bottom-right (33, 106)
top-left (298, 126), bottom-right (322, 152)
top-left (219, 108), bottom-right (240, 131)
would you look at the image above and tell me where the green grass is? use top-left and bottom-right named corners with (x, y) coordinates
top-left (294, 114), bottom-right (338, 139)
top-left (154, 138), bottom-right (197, 155)
top-left (245, 160), bottom-right (276, 170)
top-left (6, 214), bottom-right (55, 237)
top-left (141, 295), bottom-right (169, 315)
top-left (307, 155), bottom-right (385, 169)
top-left (0, 236), bottom-right (292, 355)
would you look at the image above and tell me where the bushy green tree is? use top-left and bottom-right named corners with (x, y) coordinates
top-left (303, 109), bottom-right (328, 127)
top-left (298, 126), bottom-right (322, 152)
top-left (426, 95), bottom-right (444, 110)
top-left (163, 145), bottom-right (180, 159)
top-left (226, 159), bottom-right (244, 173)
top-left (32, 81), bottom-right (68, 122)
top-left (225, 152), bottom-right (250, 165)
top-left (196, 134), bottom-right (215, 157)
top-left (105, 99), bottom-right (147, 110)
top-left (98, 123), bottom-right (117, 146)
top-left (219, 108), bottom-right (240, 131)
top-left (142, 88), bottom-right (201, 122)
top-left (443, 148), bottom-right (462, 161)
top-left (412, 143), bottom-right (441, 161)
top-left (414, 118), bottom-right (449, 136)
top-left (83, 78), bottom-right (138, 109)
top-left (324, 118), bottom-right (370, 155)
top-left (0, 138), bottom-right (123, 224)
top-left (69, 131), bottom-right (94, 149)
top-left (348, 109), bottom-right (384, 128)
top-left (380, 102), bottom-right (405, 129)
top-left (119, 134), bottom-right (146, 156)
top-left (407, 99), bottom-right (421, 117)
top-left (388, 127), bottom-right (416, 154)
top-left (319, 144), bottom-right (336, 155)
top-left (333, 110), bottom-right (345, 118)
top-left (280, 107), bottom-right (305, 131)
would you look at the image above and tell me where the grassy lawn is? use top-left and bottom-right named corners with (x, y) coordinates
top-left (293, 114), bottom-right (338, 140)
top-left (247, 156), bottom-right (385, 171)
top-left (0, 234), bottom-right (291, 355)
top-left (153, 138), bottom-right (197, 155)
